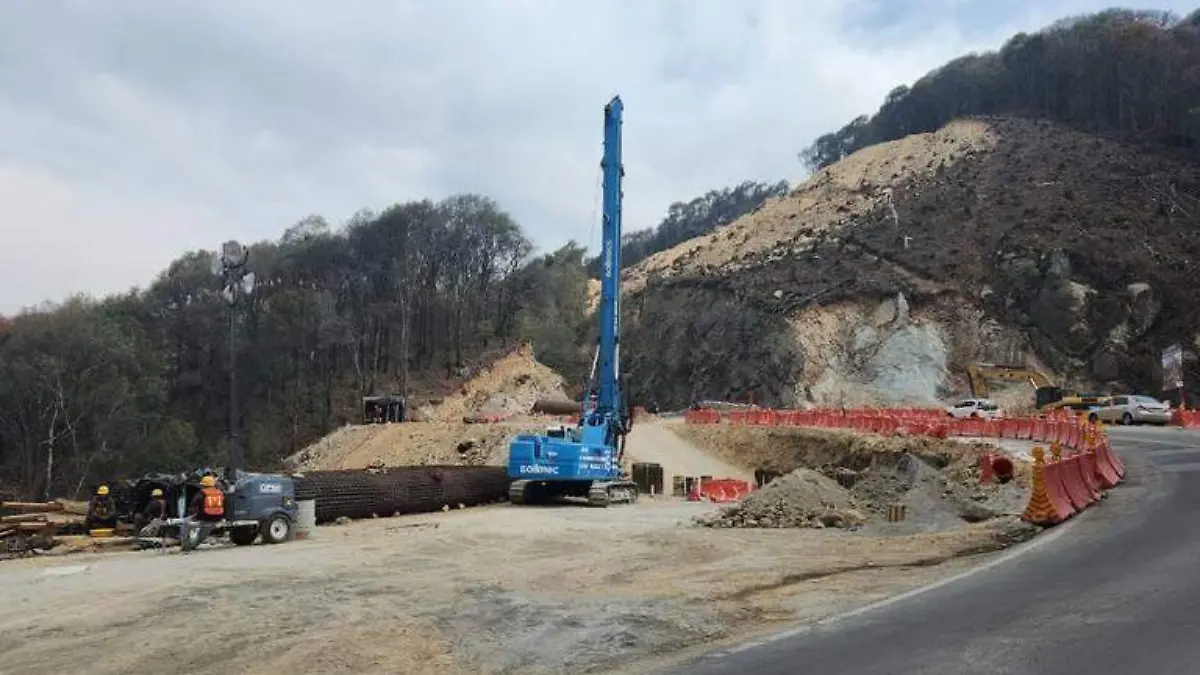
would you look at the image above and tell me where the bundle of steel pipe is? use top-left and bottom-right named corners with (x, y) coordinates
top-left (294, 466), bottom-right (510, 524)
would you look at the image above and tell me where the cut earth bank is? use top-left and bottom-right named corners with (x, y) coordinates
top-left (0, 420), bottom-right (1039, 675)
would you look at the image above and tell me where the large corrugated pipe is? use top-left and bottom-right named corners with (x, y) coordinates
top-left (531, 398), bottom-right (580, 415)
top-left (294, 466), bottom-right (511, 524)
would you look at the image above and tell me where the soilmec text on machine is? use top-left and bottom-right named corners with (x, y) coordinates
top-left (506, 95), bottom-right (638, 508)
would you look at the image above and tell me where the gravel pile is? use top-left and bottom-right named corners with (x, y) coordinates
top-left (696, 469), bottom-right (864, 529)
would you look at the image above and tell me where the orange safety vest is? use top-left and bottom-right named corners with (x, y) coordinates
top-left (201, 487), bottom-right (225, 517)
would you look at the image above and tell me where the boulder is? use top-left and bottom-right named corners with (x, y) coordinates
top-left (1031, 279), bottom-right (1097, 354)
top-left (1127, 282), bottom-right (1160, 337)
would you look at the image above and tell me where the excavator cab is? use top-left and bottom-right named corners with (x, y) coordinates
top-left (1035, 386), bottom-right (1068, 409)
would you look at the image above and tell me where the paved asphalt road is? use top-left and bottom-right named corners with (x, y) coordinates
top-left (665, 426), bottom-right (1200, 675)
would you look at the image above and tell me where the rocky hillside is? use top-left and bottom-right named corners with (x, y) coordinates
top-left (621, 116), bottom-right (1200, 409)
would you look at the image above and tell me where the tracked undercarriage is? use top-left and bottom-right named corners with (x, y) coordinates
top-left (509, 478), bottom-right (639, 507)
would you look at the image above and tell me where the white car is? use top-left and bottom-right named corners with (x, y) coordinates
top-left (945, 398), bottom-right (1003, 419)
top-left (1091, 394), bottom-right (1172, 426)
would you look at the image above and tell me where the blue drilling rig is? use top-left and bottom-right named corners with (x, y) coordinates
top-left (505, 95), bottom-right (638, 507)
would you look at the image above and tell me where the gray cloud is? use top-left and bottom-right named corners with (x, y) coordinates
top-left (0, 0), bottom-right (1190, 312)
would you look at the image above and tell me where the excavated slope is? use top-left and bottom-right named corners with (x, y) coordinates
top-left (621, 116), bottom-right (1200, 408)
top-left (287, 342), bottom-right (567, 470)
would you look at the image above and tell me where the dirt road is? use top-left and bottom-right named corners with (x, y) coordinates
top-left (0, 421), bottom-right (1038, 674)
top-left (625, 417), bottom-right (753, 491)
top-left (0, 498), bottom-right (1032, 675)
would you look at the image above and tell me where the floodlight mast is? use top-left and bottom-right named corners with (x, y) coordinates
top-left (213, 239), bottom-right (254, 480)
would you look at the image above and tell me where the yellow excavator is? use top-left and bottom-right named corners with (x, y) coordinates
top-left (966, 363), bottom-right (1109, 411)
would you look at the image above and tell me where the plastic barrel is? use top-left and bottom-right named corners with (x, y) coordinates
top-left (296, 499), bottom-right (316, 539)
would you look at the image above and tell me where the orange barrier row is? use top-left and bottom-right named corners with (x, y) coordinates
top-left (684, 407), bottom-right (1106, 453)
top-left (1023, 432), bottom-right (1125, 525)
top-left (685, 406), bottom-right (1127, 526)
top-left (1172, 409), bottom-right (1200, 428)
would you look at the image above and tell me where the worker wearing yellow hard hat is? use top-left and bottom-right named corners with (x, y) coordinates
top-left (182, 474), bottom-right (225, 551)
top-left (136, 487), bottom-right (169, 535)
top-left (191, 475), bottom-right (224, 521)
top-left (87, 484), bottom-right (117, 532)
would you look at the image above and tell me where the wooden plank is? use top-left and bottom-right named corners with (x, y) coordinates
top-left (0, 501), bottom-right (64, 514)
top-left (0, 514), bottom-right (48, 524)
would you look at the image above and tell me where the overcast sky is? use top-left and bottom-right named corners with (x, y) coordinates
top-left (0, 1), bottom-right (1191, 313)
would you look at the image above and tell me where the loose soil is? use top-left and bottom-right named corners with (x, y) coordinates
top-left (286, 342), bottom-right (569, 471)
top-left (676, 423), bottom-right (1031, 534)
top-left (417, 342), bottom-right (569, 423)
top-left (285, 421), bottom-right (538, 471)
top-left (0, 498), bottom-right (1036, 675)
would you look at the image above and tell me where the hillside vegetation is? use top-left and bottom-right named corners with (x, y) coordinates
top-left (0, 171), bottom-right (784, 499)
top-left (802, 8), bottom-right (1200, 171)
top-left (622, 7), bottom-right (1200, 409)
top-left (0, 195), bottom-right (595, 499)
top-left (586, 180), bottom-right (789, 276)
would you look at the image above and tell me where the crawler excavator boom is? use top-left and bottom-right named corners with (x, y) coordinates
top-left (966, 363), bottom-right (1107, 410)
top-left (504, 96), bottom-right (637, 508)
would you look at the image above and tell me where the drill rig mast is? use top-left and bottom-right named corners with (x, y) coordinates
top-left (505, 95), bottom-right (637, 507)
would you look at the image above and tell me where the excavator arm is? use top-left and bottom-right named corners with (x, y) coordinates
top-left (966, 363), bottom-right (1054, 398)
top-left (965, 363), bottom-right (1108, 410)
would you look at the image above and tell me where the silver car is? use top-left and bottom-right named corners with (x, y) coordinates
top-left (1093, 394), bottom-right (1172, 426)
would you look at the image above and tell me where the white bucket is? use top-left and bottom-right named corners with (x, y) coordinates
top-left (296, 499), bottom-right (316, 539)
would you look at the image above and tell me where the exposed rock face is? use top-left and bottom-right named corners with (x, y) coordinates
top-left (1031, 279), bottom-right (1096, 354)
top-left (1127, 282), bottom-right (1160, 338)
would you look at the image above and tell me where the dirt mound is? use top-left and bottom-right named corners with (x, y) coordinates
top-left (420, 342), bottom-right (568, 422)
top-left (679, 425), bottom-right (1029, 531)
top-left (676, 424), bottom-right (991, 478)
top-left (285, 421), bottom-right (542, 471)
top-left (696, 469), bottom-right (863, 529)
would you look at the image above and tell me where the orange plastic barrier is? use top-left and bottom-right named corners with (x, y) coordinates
top-left (683, 407), bottom-right (1125, 506)
top-left (687, 477), bottom-right (753, 503)
top-left (1092, 436), bottom-right (1125, 484)
top-left (1045, 457), bottom-right (1083, 514)
top-left (1050, 451), bottom-right (1090, 511)
top-left (1173, 409), bottom-right (1200, 428)
top-left (1024, 447), bottom-right (1074, 525)
top-left (1075, 446), bottom-right (1099, 499)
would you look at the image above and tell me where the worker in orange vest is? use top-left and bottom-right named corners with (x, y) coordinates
top-left (189, 475), bottom-right (225, 522)
top-left (182, 475), bottom-right (225, 552)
